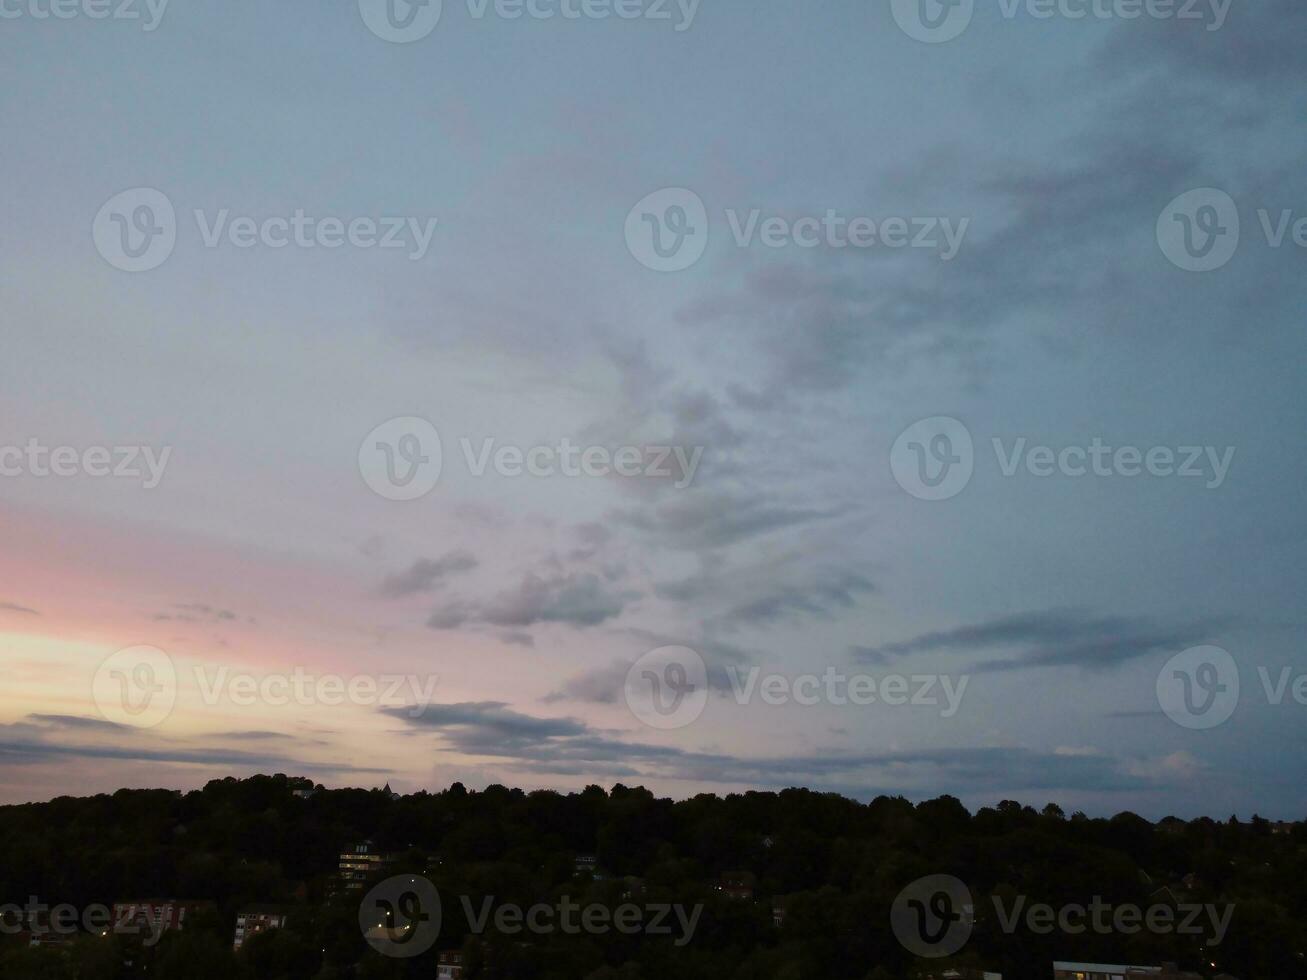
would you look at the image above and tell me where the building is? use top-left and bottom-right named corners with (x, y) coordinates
top-left (1052, 963), bottom-right (1201, 980)
top-left (772, 898), bottom-right (787, 928)
top-left (716, 871), bottom-right (755, 901)
top-left (112, 900), bottom-right (208, 935)
top-left (338, 840), bottom-right (396, 890)
top-left (619, 876), bottom-right (646, 901)
top-left (25, 931), bottom-right (76, 949)
top-left (233, 906), bottom-right (288, 951)
top-left (438, 950), bottom-right (465, 979)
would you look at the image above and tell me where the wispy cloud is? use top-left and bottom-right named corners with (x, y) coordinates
top-left (380, 549), bottom-right (478, 597)
top-left (857, 610), bottom-right (1229, 673)
top-left (428, 569), bottom-right (637, 631)
top-left (383, 702), bottom-right (1171, 797)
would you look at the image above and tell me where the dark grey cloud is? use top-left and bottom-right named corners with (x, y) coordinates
top-left (383, 702), bottom-right (1161, 797)
top-left (1096, 0), bottom-right (1307, 88)
top-left (381, 701), bottom-right (590, 740)
top-left (210, 730), bottom-right (305, 741)
top-left (0, 601), bottom-right (39, 616)
top-left (858, 609), bottom-right (1228, 673)
top-left (541, 659), bottom-right (631, 705)
top-left (542, 653), bottom-right (749, 707)
top-left (613, 491), bottom-right (836, 550)
top-left (653, 552), bottom-right (875, 634)
top-left (154, 603), bottom-right (238, 624)
top-left (28, 714), bottom-right (128, 734)
top-left (671, 7), bottom-right (1307, 403)
top-left (380, 549), bottom-right (478, 597)
top-left (427, 569), bottom-right (636, 631)
top-left (678, 136), bottom-right (1194, 396)
top-left (619, 627), bottom-right (754, 667)
top-left (717, 568), bottom-right (874, 626)
top-left (848, 645), bottom-right (891, 666)
top-left (0, 722), bottom-right (386, 775)
top-left (567, 522), bottom-right (612, 562)
top-left (580, 336), bottom-right (746, 483)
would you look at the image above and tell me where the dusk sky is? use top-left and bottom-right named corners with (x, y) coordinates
top-left (1, 0), bottom-right (1304, 818)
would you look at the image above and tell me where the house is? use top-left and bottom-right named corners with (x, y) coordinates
top-left (112, 900), bottom-right (209, 936)
top-left (25, 931), bottom-right (75, 949)
top-left (15, 906), bottom-right (77, 951)
top-left (1052, 963), bottom-right (1201, 980)
top-left (619, 876), bottom-right (646, 901)
top-left (438, 950), bottom-right (465, 979)
top-left (772, 898), bottom-right (787, 928)
top-left (716, 871), bottom-right (755, 901)
top-left (233, 906), bottom-right (288, 951)
top-left (379, 783), bottom-right (401, 801)
top-left (337, 840), bottom-right (397, 890)
top-left (574, 854), bottom-right (599, 876)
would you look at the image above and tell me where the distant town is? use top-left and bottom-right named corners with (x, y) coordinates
top-left (0, 775), bottom-right (1300, 978)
